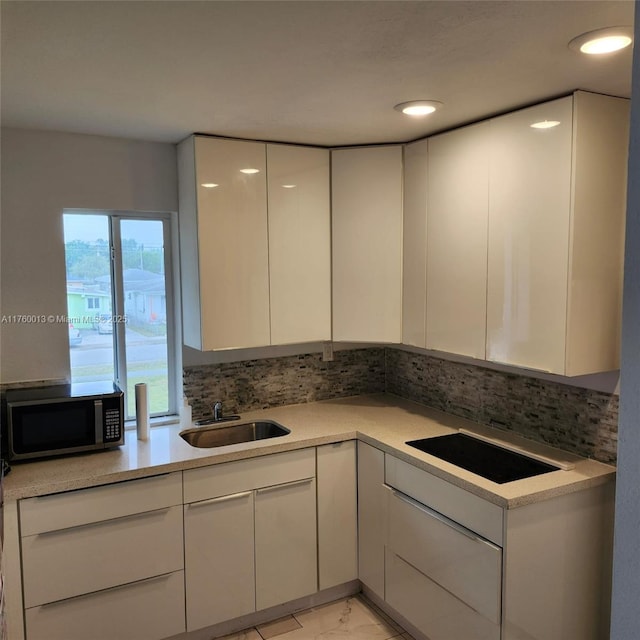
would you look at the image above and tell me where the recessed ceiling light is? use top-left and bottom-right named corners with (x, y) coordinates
top-left (282, 184), bottom-right (296, 189)
top-left (240, 168), bottom-right (260, 174)
top-left (569, 27), bottom-right (632, 55)
top-left (201, 183), bottom-right (219, 188)
top-left (530, 120), bottom-right (561, 129)
top-left (394, 100), bottom-right (443, 117)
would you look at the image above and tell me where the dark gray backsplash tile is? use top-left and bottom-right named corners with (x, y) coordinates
top-left (385, 348), bottom-right (618, 464)
top-left (183, 348), bottom-right (385, 421)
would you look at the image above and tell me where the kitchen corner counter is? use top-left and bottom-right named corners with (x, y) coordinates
top-left (2, 393), bottom-right (615, 508)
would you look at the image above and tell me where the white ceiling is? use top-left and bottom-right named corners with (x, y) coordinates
top-left (0, 0), bottom-right (635, 147)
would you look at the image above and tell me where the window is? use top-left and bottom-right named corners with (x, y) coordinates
top-left (63, 211), bottom-right (177, 420)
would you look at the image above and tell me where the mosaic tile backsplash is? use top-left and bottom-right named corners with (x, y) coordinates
top-left (385, 349), bottom-right (619, 464)
top-left (183, 348), bottom-right (385, 421)
top-left (183, 347), bottom-right (619, 464)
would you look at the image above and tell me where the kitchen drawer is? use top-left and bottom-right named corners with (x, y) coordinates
top-left (386, 551), bottom-right (500, 640)
top-left (183, 447), bottom-right (315, 502)
top-left (385, 454), bottom-right (503, 545)
top-left (20, 472), bottom-right (182, 536)
top-left (387, 486), bottom-right (502, 624)
top-left (22, 505), bottom-right (183, 607)
top-left (25, 570), bottom-right (185, 640)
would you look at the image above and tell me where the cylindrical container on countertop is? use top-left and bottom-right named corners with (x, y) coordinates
top-left (135, 383), bottom-right (150, 441)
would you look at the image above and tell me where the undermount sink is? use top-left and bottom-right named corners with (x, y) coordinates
top-left (406, 432), bottom-right (562, 484)
top-left (180, 420), bottom-right (290, 449)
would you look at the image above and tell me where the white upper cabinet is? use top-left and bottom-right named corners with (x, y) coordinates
top-left (332, 146), bottom-right (403, 343)
top-left (426, 122), bottom-right (490, 359)
top-left (178, 136), bottom-right (270, 350)
top-left (267, 144), bottom-right (331, 345)
top-left (178, 136), bottom-right (331, 351)
top-left (487, 92), bottom-right (629, 375)
top-left (402, 139), bottom-right (429, 347)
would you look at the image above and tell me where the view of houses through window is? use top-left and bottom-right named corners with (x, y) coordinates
top-left (63, 212), bottom-right (175, 419)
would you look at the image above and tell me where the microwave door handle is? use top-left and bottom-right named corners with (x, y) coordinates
top-left (95, 399), bottom-right (103, 445)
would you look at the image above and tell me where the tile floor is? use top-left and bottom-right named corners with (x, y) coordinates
top-left (217, 596), bottom-right (415, 640)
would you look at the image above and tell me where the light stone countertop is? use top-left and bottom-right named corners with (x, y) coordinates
top-left (2, 393), bottom-right (615, 508)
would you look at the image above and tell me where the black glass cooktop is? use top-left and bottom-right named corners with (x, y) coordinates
top-left (406, 433), bottom-right (559, 484)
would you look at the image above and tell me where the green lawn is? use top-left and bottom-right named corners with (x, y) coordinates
top-left (72, 360), bottom-right (170, 416)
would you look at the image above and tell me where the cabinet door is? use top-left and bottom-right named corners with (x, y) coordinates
top-left (402, 139), bottom-right (428, 347)
top-left (427, 122), bottom-right (490, 359)
top-left (332, 146), bottom-right (403, 343)
top-left (267, 144), bottom-right (331, 345)
top-left (487, 97), bottom-right (573, 373)
top-left (255, 477), bottom-right (317, 610)
top-left (193, 136), bottom-right (270, 350)
top-left (357, 441), bottom-right (386, 598)
top-left (317, 441), bottom-right (357, 590)
top-left (184, 491), bottom-right (255, 631)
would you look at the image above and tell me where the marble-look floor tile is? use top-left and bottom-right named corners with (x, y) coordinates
top-left (289, 596), bottom-right (399, 639)
top-left (257, 614), bottom-right (302, 638)
top-left (217, 629), bottom-right (262, 640)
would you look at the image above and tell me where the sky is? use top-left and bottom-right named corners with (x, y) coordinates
top-left (63, 213), bottom-right (164, 247)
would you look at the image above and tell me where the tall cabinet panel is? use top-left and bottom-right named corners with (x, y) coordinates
top-left (487, 97), bottom-right (574, 373)
top-left (402, 139), bottom-right (428, 347)
top-left (487, 92), bottom-right (628, 375)
top-left (332, 146), bottom-right (403, 343)
top-left (178, 136), bottom-right (270, 350)
top-left (267, 144), bottom-right (331, 345)
top-left (426, 122), bottom-right (490, 359)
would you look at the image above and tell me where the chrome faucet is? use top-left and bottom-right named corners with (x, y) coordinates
top-left (194, 400), bottom-right (241, 427)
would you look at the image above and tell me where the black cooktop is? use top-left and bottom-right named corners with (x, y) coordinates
top-left (406, 433), bottom-right (560, 484)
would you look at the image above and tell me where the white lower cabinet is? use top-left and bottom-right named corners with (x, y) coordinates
top-left (184, 490), bottom-right (255, 631)
top-left (356, 441), bottom-right (386, 599)
top-left (25, 571), bottom-right (185, 640)
top-left (19, 473), bottom-right (185, 640)
top-left (183, 448), bottom-right (318, 631)
top-left (317, 441), bottom-right (358, 590)
top-left (255, 477), bottom-right (318, 610)
top-left (380, 453), bottom-right (614, 640)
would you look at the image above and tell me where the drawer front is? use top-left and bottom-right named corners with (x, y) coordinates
top-left (385, 454), bottom-right (503, 545)
top-left (20, 472), bottom-right (183, 536)
top-left (22, 505), bottom-right (183, 607)
top-left (388, 487), bottom-right (502, 624)
top-left (386, 551), bottom-right (501, 640)
top-left (25, 570), bottom-right (185, 640)
top-left (184, 447), bottom-right (315, 502)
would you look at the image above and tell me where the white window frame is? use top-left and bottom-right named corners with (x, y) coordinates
top-left (64, 209), bottom-right (179, 420)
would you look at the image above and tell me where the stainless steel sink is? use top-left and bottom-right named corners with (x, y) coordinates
top-left (180, 420), bottom-right (290, 448)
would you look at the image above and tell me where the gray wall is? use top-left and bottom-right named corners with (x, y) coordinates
top-left (610, 7), bottom-right (640, 637)
top-left (0, 128), bottom-right (178, 383)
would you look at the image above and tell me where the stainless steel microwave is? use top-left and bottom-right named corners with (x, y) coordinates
top-left (4, 381), bottom-right (124, 461)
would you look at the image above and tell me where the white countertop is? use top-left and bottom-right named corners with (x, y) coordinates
top-left (2, 393), bottom-right (615, 508)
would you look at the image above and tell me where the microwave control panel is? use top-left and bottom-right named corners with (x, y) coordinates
top-left (102, 396), bottom-right (124, 443)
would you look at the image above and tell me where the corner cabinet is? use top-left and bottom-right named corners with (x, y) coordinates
top-left (178, 136), bottom-right (330, 350)
top-left (332, 145), bottom-right (403, 343)
top-left (487, 91), bottom-right (629, 375)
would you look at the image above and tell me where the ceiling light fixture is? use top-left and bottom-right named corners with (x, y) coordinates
top-left (282, 184), bottom-right (296, 189)
top-left (394, 100), bottom-right (443, 116)
top-left (240, 168), bottom-right (260, 174)
top-left (201, 183), bottom-right (219, 188)
top-left (569, 27), bottom-right (632, 55)
top-left (530, 120), bottom-right (561, 129)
